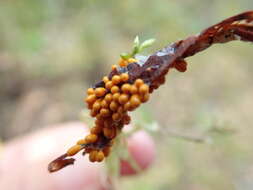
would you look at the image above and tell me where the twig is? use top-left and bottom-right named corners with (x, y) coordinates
top-left (163, 129), bottom-right (211, 143)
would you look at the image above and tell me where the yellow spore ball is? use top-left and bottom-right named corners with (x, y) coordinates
top-left (95, 87), bottom-right (106, 97)
top-left (85, 94), bottom-right (96, 104)
top-left (104, 93), bottom-right (113, 102)
top-left (112, 112), bottom-right (121, 121)
top-left (118, 93), bottom-right (129, 105)
top-left (109, 101), bottom-right (119, 112)
top-left (139, 84), bottom-right (149, 94)
top-left (111, 86), bottom-right (120, 94)
top-left (89, 150), bottom-right (98, 162)
top-left (141, 93), bottom-right (150, 103)
top-left (87, 88), bottom-right (94, 95)
top-left (76, 139), bottom-right (86, 145)
top-left (112, 93), bottom-right (120, 101)
top-left (134, 79), bottom-right (144, 87)
top-left (67, 145), bottom-right (82, 156)
top-left (127, 58), bottom-right (138, 63)
top-left (103, 76), bottom-right (109, 83)
top-left (121, 83), bottom-right (131, 93)
top-left (96, 151), bottom-right (104, 162)
top-left (90, 126), bottom-right (102, 134)
top-left (118, 58), bottom-right (128, 67)
top-left (100, 99), bottom-right (108, 108)
top-left (112, 75), bottom-right (121, 85)
top-left (92, 101), bottom-right (101, 111)
top-left (105, 81), bottom-right (113, 90)
top-left (111, 64), bottom-right (117, 70)
top-left (120, 73), bottom-right (129, 82)
top-left (123, 101), bottom-right (132, 111)
top-left (85, 134), bottom-right (98, 143)
top-left (130, 85), bottom-right (138, 94)
top-left (130, 94), bottom-right (141, 108)
top-left (100, 108), bottom-right (111, 117)
top-left (103, 127), bottom-right (116, 139)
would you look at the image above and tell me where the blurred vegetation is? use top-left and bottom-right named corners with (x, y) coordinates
top-left (0, 0), bottom-right (253, 189)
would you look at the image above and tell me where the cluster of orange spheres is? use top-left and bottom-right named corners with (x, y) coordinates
top-left (66, 58), bottom-right (150, 162)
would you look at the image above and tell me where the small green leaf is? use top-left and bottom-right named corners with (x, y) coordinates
top-left (131, 36), bottom-right (141, 56)
top-left (120, 36), bottom-right (156, 59)
top-left (120, 52), bottom-right (131, 60)
top-left (133, 36), bottom-right (140, 47)
top-left (139, 38), bottom-right (156, 51)
top-left (131, 46), bottom-right (140, 56)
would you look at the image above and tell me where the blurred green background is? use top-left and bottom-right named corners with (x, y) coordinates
top-left (0, 0), bottom-right (253, 189)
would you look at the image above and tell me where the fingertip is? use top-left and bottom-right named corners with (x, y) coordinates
top-left (50, 156), bottom-right (104, 190)
top-left (120, 130), bottom-right (155, 176)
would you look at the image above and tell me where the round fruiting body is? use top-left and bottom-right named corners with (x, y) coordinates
top-left (130, 85), bottom-right (138, 94)
top-left (111, 86), bottom-right (120, 94)
top-left (76, 139), bottom-right (86, 145)
top-left (85, 94), bottom-right (96, 104)
top-left (134, 79), bottom-right (144, 87)
top-left (100, 108), bottom-right (111, 117)
top-left (105, 81), bottom-right (113, 89)
top-left (67, 145), bottom-right (82, 156)
top-left (104, 93), bottom-right (113, 102)
top-left (130, 94), bottom-right (141, 108)
top-left (118, 94), bottom-right (129, 105)
top-left (121, 84), bottom-right (131, 93)
top-left (109, 101), bottom-right (119, 112)
top-left (112, 93), bottom-right (120, 101)
top-left (120, 73), bottom-right (129, 82)
top-left (85, 134), bottom-right (98, 143)
top-left (103, 127), bottom-right (116, 139)
top-left (87, 88), bottom-right (94, 95)
top-left (139, 84), bottom-right (149, 94)
top-left (95, 87), bottom-right (106, 97)
top-left (89, 150), bottom-right (98, 162)
top-left (96, 151), bottom-right (105, 162)
top-left (112, 75), bottom-right (121, 85)
top-left (103, 76), bottom-right (109, 83)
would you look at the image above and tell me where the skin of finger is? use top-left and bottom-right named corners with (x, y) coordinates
top-left (0, 122), bottom-right (155, 190)
top-left (120, 131), bottom-right (156, 175)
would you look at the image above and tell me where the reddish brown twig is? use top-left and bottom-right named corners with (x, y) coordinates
top-left (99, 11), bottom-right (253, 92)
top-left (48, 10), bottom-right (253, 172)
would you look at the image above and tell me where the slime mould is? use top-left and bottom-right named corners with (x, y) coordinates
top-left (48, 10), bottom-right (253, 173)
